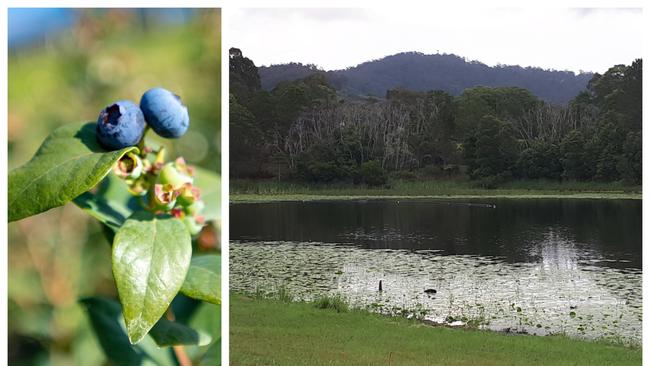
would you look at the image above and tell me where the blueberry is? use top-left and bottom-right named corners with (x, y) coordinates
top-left (140, 87), bottom-right (189, 138)
top-left (96, 100), bottom-right (146, 150)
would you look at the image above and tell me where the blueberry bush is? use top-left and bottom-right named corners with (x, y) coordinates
top-left (9, 89), bottom-right (220, 366)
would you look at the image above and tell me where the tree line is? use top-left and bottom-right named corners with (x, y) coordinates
top-left (230, 48), bottom-right (642, 187)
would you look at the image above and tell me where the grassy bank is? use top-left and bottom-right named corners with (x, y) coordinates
top-left (230, 294), bottom-right (641, 366)
top-left (231, 179), bottom-right (641, 202)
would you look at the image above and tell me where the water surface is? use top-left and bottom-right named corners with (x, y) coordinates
top-left (230, 199), bottom-right (641, 343)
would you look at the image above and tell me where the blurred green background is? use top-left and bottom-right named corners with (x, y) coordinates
top-left (8, 8), bottom-right (221, 365)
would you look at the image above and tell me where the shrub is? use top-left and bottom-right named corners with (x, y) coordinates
top-left (359, 160), bottom-right (388, 186)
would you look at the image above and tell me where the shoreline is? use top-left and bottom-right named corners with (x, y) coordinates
top-left (231, 191), bottom-right (641, 203)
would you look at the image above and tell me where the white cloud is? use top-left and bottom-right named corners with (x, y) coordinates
top-left (230, 7), bottom-right (642, 73)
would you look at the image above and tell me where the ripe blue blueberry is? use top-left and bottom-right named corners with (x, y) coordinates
top-left (96, 100), bottom-right (146, 150)
top-left (140, 87), bottom-right (189, 138)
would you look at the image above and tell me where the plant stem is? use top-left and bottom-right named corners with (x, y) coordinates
top-left (173, 345), bottom-right (193, 366)
top-left (138, 126), bottom-right (151, 157)
top-left (166, 309), bottom-right (193, 366)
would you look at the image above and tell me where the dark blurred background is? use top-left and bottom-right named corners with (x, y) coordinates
top-left (8, 8), bottom-right (221, 365)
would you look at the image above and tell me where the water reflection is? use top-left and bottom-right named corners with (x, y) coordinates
top-left (231, 199), bottom-right (641, 268)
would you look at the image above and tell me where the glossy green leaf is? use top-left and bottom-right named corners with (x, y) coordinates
top-left (112, 211), bottom-right (192, 344)
top-left (180, 255), bottom-right (221, 304)
top-left (80, 297), bottom-right (175, 366)
top-left (9, 122), bottom-right (138, 222)
top-left (149, 317), bottom-right (212, 347)
top-left (193, 167), bottom-right (220, 221)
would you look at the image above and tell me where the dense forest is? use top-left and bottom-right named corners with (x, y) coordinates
top-left (231, 48), bottom-right (642, 187)
top-left (258, 52), bottom-right (594, 104)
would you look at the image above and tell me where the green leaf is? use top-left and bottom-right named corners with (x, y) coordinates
top-left (80, 297), bottom-right (144, 365)
top-left (197, 339), bottom-right (220, 366)
top-left (180, 255), bottom-right (221, 304)
top-left (149, 317), bottom-right (212, 347)
top-left (8, 122), bottom-right (138, 222)
top-left (193, 167), bottom-right (220, 221)
top-left (185, 303), bottom-right (221, 362)
top-left (190, 303), bottom-right (220, 340)
top-left (80, 297), bottom-right (176, 366)
top-left (74, 173), bottom-right (140, 231)
top-left (112, 211), bottom-right (192, 344)
top-left (74, 192), bottom-right (128, 232)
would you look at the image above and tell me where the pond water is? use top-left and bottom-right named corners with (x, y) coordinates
top-left (230, 199), bottom-right (642, 344)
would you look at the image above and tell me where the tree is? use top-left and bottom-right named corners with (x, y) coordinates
top-left (454, 86), bottom-right (540, 137)
top-left (388, 89), bottom-right (458, 167)
top-left (516, 141), bottom-right (562, 180)
top-left (618, 131), bottom-right (642, 185)
top-left (230, 94), bottom-right (266, 177)
top-left (464, 115), bottom-right (519, 184)
top-left (560, 130), bottom-right (592, 180)
top-left (272, 74), bottom-right (337, 130)
top-left (590, 113), bottom-right (627, 181)
top-left (586, 59), bottom-right (642, 131)
top-left (229, 47), bottom-right (261, 104)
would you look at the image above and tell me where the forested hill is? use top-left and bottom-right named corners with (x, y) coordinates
top-left (259, 52), bottom-right (594, 104)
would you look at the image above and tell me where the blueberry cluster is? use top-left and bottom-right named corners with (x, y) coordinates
top-left (100, 88), bottom-right (205, 235)
top-left (96, 87), bottom-right (189, 150)
top-left (114, 151), bottom-right (206, 235)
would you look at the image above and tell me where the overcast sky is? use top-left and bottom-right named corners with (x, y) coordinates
top-left (230, 8), bottom-right (642, 74)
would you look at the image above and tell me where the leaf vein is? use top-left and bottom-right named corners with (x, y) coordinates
top-left (141, 218), bottom-right (158, 323)
top-left (10, 152), bottom-right (107, 207)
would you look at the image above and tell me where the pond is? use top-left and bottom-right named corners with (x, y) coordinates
top-left (230, 198), bottom-right (642, 344)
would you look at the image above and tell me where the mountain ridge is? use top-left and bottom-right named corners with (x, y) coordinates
top-left (258, 51), bottom-right (595, 104)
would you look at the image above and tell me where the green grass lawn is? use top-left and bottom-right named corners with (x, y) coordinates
top-left (230, 295), bottom-right (641, 366)
top-left (230, 179), bottom-right (641, 202)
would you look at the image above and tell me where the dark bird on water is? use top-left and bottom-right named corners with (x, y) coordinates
top-left (379, 280), bottom-right (383, 292)
top-left (424, 289), bottom-right (437, 294)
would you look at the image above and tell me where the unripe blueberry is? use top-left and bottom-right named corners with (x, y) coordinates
top-left (96, 100), bottom-right (146, 150)
top-left (140, 87), bottom-right (189, 138)
top-left (158, 162), bottom-right (193, 189)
